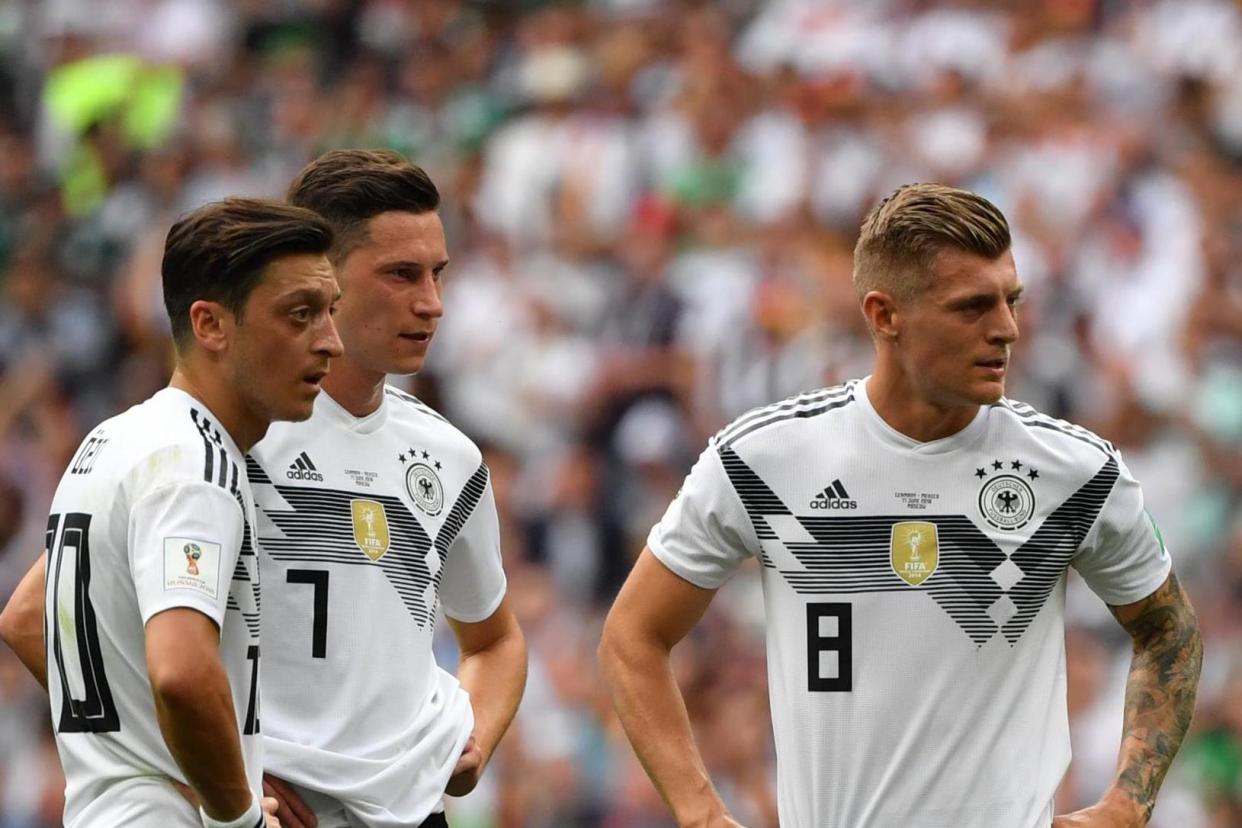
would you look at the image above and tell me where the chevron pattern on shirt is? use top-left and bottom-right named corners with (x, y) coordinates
top-left (248, 457), bottom-right (489, 628)
top-left (716, 445), bottom-right (1120, 647)
top-left (1003, 456), bottom-right (1119, 644)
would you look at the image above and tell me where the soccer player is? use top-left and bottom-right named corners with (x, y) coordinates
top-left (249, 149), bottom-right (526, 828)
top-left (0, 198), bottom-right (343, 827)
top-left (599, 184), bottom-right (1203, 828)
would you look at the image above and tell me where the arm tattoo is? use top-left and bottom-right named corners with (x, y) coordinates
top-left (1108, 572), bottom-right (1203, 821)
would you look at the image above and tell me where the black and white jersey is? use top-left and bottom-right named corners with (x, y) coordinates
top-left (44, 388), bottom-right (263, 827)
top-left (250, 387), bottom-right (506, 827)
top-left (650, 378), bottom-right (1170, 828)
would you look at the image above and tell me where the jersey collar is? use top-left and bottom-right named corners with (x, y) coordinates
top-left (316, 387), bottom-right (391, 434)
top-left (854, 376), bottom-right (990, 455)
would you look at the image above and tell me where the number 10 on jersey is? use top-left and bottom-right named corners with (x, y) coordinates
top-left (47, 511), bottom-right (120, 732)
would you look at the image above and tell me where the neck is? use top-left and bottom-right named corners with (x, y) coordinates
top-left (866, 362), bottom-right (980, 443)
top-left (320, 356), bottom-right (387, 417)
top-left (168, 363), bottom-right (267, 452)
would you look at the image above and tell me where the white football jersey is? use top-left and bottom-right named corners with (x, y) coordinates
top-left (650, 378), bottom-right (1171, 828)
top-left (250, 387), bottom-right (506, 827)
top-left (44, 388), bottom-right (264, 827)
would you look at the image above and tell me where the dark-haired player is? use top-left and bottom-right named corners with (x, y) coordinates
top-left (0, 198), bottom-right (342, 827)
top-left (251, 150), bottom-right (526, 828)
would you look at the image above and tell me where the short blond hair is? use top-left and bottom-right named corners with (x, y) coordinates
top-left (853, 183), bottom-right (1010, 302)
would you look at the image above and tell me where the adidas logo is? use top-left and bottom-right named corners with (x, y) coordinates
top-left (286, 451), bottom-right (324, 482)
top-left (810, 479), bottom-right (857, 510)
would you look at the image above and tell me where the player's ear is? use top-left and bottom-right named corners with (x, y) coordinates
top-left (187, 299), bottom-right (233, 354)
top-left (861, 290), bottom-right (900, 342)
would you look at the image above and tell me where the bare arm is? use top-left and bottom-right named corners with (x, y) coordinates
top-left (1055, 572), bottom-right (1203, 827)
top-left (146, 608), bottom-right (256, 822)
top-left (599, 548), bottom-right (741, 828)
top-left (445, 595), bottom-right (527, 796)
top-left (0, 552), bottom-right (48, 688)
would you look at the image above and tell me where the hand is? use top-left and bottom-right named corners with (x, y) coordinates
top-left (1053, 795), bottom-right (1147, 827)
top-left (445, 734), bottom-right (484, 797)
top-left (263, 774), bottom-right (317, 828)
top-left (261, 796), bottom-right (282, 828)
top-left (172, 779), bottom-right (199, 808)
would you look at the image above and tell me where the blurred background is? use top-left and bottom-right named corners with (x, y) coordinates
top-left (0, 0), bottom-right (1240, 825)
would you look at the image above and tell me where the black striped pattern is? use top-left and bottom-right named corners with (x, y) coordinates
top-left (1000, 399), bottom-right (1116, 459)
top-left (432, 464), bottom-right (490, 570)
top-left (190, 408), bottom-right (233, 490)
top-left (257, 462), bottom-right (490, 629)
top-left (384, 386), bottom-right (449, 424)
top-left (188, 409), bottom-right (260, 637)
top-left (1003, 457), bottom-right (1119, 644)
top-left (718, 447), bottom-right (1118, 648)
top-left (716, 385), bottom-right (855, 449)
top-left (229, 458), bottom-right (261, 640)
top-left (247, 456), bottom-right (271, 485)
top-left (718, 445), bottom-right (788, 568)
top-left (776, 514), bottom-right (1007, 646)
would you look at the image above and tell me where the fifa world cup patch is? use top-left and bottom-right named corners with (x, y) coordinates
top-left (163, 537), bottom-right (222, 598)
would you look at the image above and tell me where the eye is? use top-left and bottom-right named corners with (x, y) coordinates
top-left (290, 307), bottom-right (311, 323)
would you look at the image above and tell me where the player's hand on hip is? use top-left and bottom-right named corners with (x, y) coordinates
top-left (172, 779), bottom-right (200, 807)
top-left (446, 733), bottom-right (484, 797)
top-left (261, 796), bottom-right (282, 828)
top-left (263, 774), bottom-right (317, 828)
top-left (1052, 798), bottom-right (1147, 827)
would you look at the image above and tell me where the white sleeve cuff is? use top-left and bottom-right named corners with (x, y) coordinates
top-left (200, 797), bottom-right (263, 828)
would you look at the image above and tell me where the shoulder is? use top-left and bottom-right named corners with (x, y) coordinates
top-left (112, 393), bottom-right (245, 498)
top-left (712, 381), bottom-right (859, 453)
top-left (993, 397), bottom-right (1119, 464)
top-left (383, 385), bottom-right (483, 467)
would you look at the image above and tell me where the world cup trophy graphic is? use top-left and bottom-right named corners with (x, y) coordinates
top-left (907, 528), bottom-right (923, 561)
top-left (363, 506), bottom-right (376, 540)
top-left (183, 542), bottom-right (202, 576)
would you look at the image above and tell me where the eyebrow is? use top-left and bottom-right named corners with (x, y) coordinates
top-left (278, 288), bottom-right (336, 305)
top-left (379, 258), bottom-right (451, 272)
top-left (946, 285), bottom-right (1025, 308)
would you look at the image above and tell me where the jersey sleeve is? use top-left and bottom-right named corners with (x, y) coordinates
top-left (439, 476), bottom-right (507, 623)
top-left (647, 442), bottom-right (757, 589)
top-left (128, 480), bottom-right (245, 626)
top-left (1071, 456), bottom-right (1172, 606)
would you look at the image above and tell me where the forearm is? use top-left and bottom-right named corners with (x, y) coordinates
top-left (456, 628), bottom-right (527, 762)
top-left (0, 552), bottom-right (48, 688)
top-left (152, 665), bottom-right (254, 820)
top-left (1108, 573), bottom-right (1204, 821)
top-left (601, 635), bottom-right (729, 827)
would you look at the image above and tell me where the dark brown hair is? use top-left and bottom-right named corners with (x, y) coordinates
top-left (162, 197), bottom-right (334, 347)
top-left (287, 149), bottom-right (440, 261)
top-left (853, 183), bottom-right (1011, 302)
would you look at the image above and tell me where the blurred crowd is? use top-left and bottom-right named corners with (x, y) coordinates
top-left (1, 0), bottom-right (1242, 825)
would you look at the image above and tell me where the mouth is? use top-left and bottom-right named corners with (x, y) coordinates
top-left (975, 357), bottom-right (1008, 376)
top-left (302, 369), bottom-right (328, 388)
top-left (399, 331), bottom-right (433, 344)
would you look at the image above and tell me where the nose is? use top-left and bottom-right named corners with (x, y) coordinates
top-left (315, 312), bottom-right (345, 358)
top-left (413, 275), bottom-right (444, 320)
top-left (989, 303), bottom-right (1020, 346)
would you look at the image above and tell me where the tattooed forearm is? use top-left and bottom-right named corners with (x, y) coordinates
top-left (1107, 572), bottom-right (1203, 821)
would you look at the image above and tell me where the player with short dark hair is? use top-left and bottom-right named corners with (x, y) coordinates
top-left (249, 149), bottom-right (526, 828)
top-left (285, 147), bottom-right (441, 260)
top-left (0, 197), bottom-right (342, 827)
top-left (600, 183), bottom-right (1203, 828)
